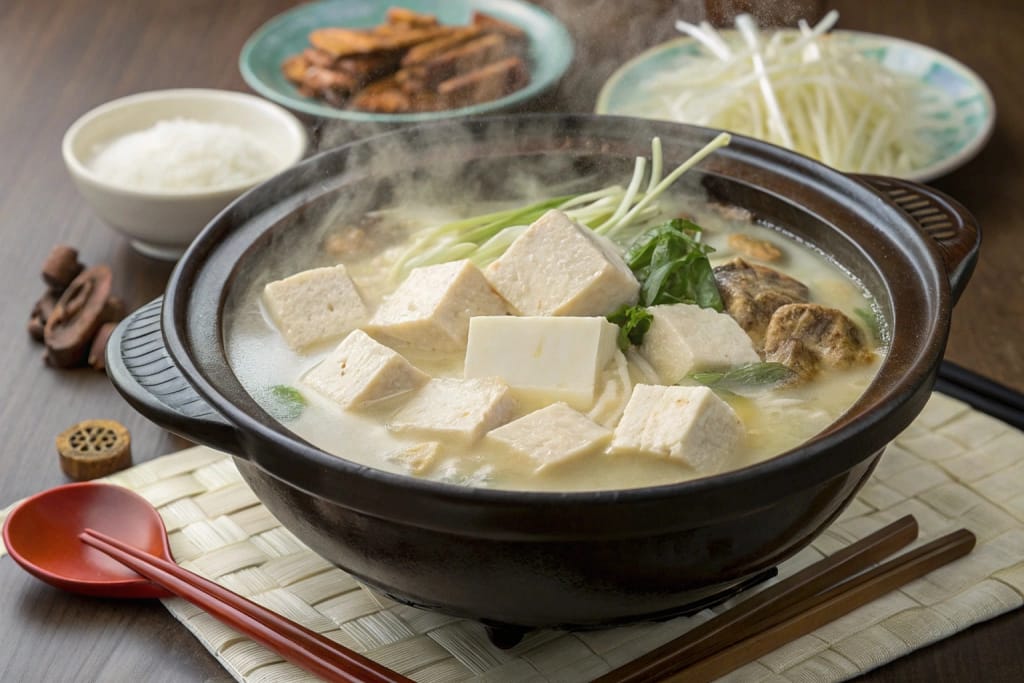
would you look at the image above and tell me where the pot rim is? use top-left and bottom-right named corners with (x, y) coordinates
top-left (160, 113), bottom-right (957, 533)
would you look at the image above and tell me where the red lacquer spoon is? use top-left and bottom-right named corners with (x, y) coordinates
top-left (2, 481), bottom-right (410, 683)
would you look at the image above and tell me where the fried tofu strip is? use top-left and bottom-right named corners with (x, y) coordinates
top-left (472, 11), bottom-right (527, 41)
top-left (284, 7), bottom-right (532, 112)
top-left (438, 56), bottom-right (529, 107)
top-left (400, 26), bottom-right (482, 67)
top-left (386, 7), bottom-right (439, 28)
top-left (401, 33), bottom-right (518, 91)
top-left (310, 25), bottom-right (451, 58)
top-left (281, 53), bottom-right (310, 85)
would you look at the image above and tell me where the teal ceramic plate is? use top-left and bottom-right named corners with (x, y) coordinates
top-left (240, 0), bottom-right (573, 123)
top-left (596, 31), bottom-right (995, 182)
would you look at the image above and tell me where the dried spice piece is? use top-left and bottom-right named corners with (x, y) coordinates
top-left (56, 419), bottom-right (132, 480)
top-left (88, 322), bottom-right (117, 371)
top-left (28, 291), bottom-right (59, 342)
top-left (42, 244), bottom-right (85, 291)
top-left (102, 296), bottom-right (126, 324)
top-left (28, 316), bottom-right (45, 342)
top-left (43, 265), bottom-right (114, 368)
top-left (28, 246), bottom-right (129, 370)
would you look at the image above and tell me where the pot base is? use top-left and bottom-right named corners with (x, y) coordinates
top-left (476, 566), bottom-right (778, 648)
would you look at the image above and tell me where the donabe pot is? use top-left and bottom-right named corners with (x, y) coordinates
top-left (107, 115), bottom-right (978, 636)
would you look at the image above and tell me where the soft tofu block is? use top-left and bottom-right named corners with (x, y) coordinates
top-left (639, 303), bottom-right (761, 383)
top-left (483, 210), bottom-right (640, 316)
top-left (388, 377), bottom-right (517, 443)
top-left (488, 402), bottom-right (611, 471)
top-left (610, 384), bottom-right (744, 474)
top-left (386, 441), bottom-right (443, 474)
top-left (364, 259), bottom-right (507, 351)
top-left (302, 329), bottom-right (428, 409)
top-left (262, 264), bottom-right (368, 350)
top-left (465, 315), bottom-right (618, 409)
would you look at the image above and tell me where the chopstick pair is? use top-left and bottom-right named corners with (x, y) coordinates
top-left (596, 515), bottom-right (976, 682)
top-left (80, 528), bottom-right (412, 683)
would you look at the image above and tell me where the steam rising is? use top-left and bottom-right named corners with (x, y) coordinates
top-left (234, 0), bottom-right (825, 299)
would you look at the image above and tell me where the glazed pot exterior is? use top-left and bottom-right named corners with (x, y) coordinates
top-left (233, 451), bottom-right (882, 628)
top-left (107, 114), bottom-right (979, 629)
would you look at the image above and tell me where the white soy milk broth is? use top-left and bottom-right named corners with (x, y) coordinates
top-left (225, 190), bottom-right (883, 492)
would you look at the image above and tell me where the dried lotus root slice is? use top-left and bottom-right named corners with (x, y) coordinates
top-left (56, 419), bottom-right (132, 481)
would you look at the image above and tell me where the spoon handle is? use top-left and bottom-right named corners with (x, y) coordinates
top-left (80, 528), bottom-right (412, 683)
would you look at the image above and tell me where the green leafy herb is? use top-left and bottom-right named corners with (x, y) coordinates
top-left (266, 385), bottom-right (307, 422)
top-left (607, 304), bottom-right (654, 351)
top-left (690, 362), bottom-right (795, 388)
top-left (625, 218), bottom-right (724, 311)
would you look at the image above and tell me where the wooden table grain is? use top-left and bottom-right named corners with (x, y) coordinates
top-left (1, 0), bottom-right (1021, 680)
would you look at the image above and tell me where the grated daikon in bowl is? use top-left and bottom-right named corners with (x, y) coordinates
top-left (89, 118), bottom-right (279, 193)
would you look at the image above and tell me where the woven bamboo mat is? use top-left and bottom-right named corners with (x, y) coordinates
top-left (3, 391), bottom-right (1024, 682)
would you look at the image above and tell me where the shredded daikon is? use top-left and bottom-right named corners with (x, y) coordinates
top-left (89, 118), bottom-right (278, 192)
top-left (633, 11), bottom-right (955, 175)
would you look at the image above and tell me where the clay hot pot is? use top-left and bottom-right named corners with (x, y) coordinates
top-left (107, 114), bottom-right (979, 641)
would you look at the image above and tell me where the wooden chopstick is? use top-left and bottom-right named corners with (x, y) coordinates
top-left (599, 518), bottom-right (975, 683)
top-left (668, 528), bottom-right (976, 682)
top-left (594, 515), bottom-right (919, 683)
top-left (80, 528), bottom-right (412, 683)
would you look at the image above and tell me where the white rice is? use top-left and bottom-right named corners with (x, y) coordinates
top-left (89, 118), bottom-right (278, 192)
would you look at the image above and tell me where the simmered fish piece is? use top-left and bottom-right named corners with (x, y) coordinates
top-left (713, 257), bottom-right (810, 351)
top-left (764, 303), bottom-right (874, 382)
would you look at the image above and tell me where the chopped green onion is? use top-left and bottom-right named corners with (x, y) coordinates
top-left (390, 133), bottom-right (731, 281)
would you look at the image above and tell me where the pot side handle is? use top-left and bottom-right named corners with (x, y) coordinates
top-left (855, 174), bottom-right (980, 304)
top-left (106, 297), bottom-right (242, 454)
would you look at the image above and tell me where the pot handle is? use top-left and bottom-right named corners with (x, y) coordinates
top-left (106, 297), bottom-right (242, 454)
top-left (854, 174), bottom-right (980, 304)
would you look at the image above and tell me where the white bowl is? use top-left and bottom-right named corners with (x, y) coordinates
top-left (62, 89), bottom-right (307, 260)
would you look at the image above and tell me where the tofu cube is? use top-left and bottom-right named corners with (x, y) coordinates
top-left (386, 441), bottom-right (443, 474)
top-left (388, 377), bottom-right (517, 444)
top-left (465, 316), bottom-right (618, 409)
top-left (610, 384), bottom-right (744, 474)
top-left (487, 402), bottom-right (611, 471)
top-left (639, 304), bottom-right (760, 383)
top-left (483, 210), bottom-right (640, 316)
top-left (364, 259), bottom-right (507, 352)
top-left (262, 264), bottom-right (368, 350)
top-left (302, 329), bottom-right (428, 410)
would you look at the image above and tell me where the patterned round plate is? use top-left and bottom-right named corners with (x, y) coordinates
top-left (240, 0), bottom-right (573, 123)
top-left (596, 31), bottom-right (994, 182)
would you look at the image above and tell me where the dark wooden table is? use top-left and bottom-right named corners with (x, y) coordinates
top-left (1, 1), bottom-right (1021, 680)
